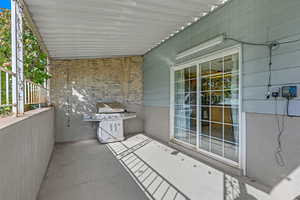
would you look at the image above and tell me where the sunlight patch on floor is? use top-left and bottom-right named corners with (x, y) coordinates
top-left (106, 134), bottom-right (272, 200)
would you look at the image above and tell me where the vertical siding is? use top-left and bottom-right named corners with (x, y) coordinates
top-left (144, 0), bottom-right (300, 115)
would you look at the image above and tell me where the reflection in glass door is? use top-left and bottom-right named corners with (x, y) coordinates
top-left (174, 66), bottom-right (197, 145)
top-left (199, 53), bottom-right (239, 163)
top-left (173, 51), bottom-right (240, 164)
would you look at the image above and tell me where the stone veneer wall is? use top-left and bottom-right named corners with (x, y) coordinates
top-left (50, 56), bottom-right (143, 142)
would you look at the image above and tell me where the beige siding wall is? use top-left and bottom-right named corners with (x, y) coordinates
top-left (50, 56), bottom-right (144, 142)
top-left (144, 106), bottom-right (170, 143)
top-left (246, 112), bottom-right (300, 187)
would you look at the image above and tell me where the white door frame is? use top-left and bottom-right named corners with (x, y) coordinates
top-left (170, 45), bottom-right (246, 174)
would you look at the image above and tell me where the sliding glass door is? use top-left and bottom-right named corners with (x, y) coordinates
top-left (172, 49), bottom-right (240, 165)
top-left (174, 66), bottom-right (197, 145)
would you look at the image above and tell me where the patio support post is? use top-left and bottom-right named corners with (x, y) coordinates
top-left (11, 0), bottom-right (25, 115)
top-left (45, 57), bottom-right (50, 106)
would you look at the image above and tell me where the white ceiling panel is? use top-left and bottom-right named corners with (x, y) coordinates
top-left (25, 0), bottom-right (227, 59)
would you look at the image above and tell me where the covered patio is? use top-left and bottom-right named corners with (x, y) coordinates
top-left (1, 0), bottom-right (300, 200)
top-left (38, 134), bottom-right (271, 200)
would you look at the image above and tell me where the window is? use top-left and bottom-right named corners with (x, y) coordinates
top-left (172, 48), bottom-right (241, 165)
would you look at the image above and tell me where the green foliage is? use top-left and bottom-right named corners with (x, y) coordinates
top-left (0, 8), bottom-right (50, 84)
top-left (0, 8), bottom-right (11, 69)
top-left (0, 8), bottom-right (50, 116)
top-left (0, 106), bottom-right (12, 117)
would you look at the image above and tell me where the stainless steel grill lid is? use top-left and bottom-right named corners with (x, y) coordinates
top-left (83, 101), bottom-right (136, 143)
top-left (96, 102), bottom-right (125, 113)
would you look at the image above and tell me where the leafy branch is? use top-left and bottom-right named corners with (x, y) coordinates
top-left (0, 8), bottom-right (50, 84)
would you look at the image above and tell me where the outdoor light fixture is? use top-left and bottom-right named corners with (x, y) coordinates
top-left (176, 35), bottom-right (225, 60)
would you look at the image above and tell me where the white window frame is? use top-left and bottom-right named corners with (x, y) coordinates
top-left (170, 45), bottom-right (246, 173)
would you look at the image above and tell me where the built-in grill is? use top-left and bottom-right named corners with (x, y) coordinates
top-left (83, 102), bottom-right (136, 143)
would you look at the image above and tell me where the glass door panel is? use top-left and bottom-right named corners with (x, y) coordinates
top-left (173, 52), bottom-right (240, 164)
top-left (198, 53), bottom-right (240, 163)
top-left (174, 66), bottom-right (197, 146)
top-left (199, 121), bottom-right (210, 151)
top-left (224, 125), bottom-right (239, 162)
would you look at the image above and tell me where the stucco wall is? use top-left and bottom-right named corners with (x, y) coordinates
top-left (0, 108), bottom-right (55, 200)
top-left (246, 112), bottom-right (300, 188)
top-left (50, 56), bottom-right (143, 142)
top-left (143, 0), bottom-right (300, 188)
top-left (144, 106), bottom-right (170, 143)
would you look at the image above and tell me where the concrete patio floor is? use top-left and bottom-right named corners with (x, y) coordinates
top-left (38, 134), bottom-right (272, 200)
top-left (37, 139), bottom-right (148, 200)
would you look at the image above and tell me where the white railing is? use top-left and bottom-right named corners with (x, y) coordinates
top-left (0, 66), bottom-right (15, 108)
top-left (25, 79), bottom-right (48, 105)
top-left (0, 66), bottom-right (48, 112)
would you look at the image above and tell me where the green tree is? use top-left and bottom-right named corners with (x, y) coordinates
top-left (0, 8), bottom-right (11, 69)
top-left (0, 8), bottom-right (50, 116)
top-left (0, 8), bottom-right (50, 84)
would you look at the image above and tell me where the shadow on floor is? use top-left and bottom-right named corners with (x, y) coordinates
top-left (106, 134), bottom-right (271, 200)
top-left (39, 133), bottom-right (300, 200)
top-left (107, 134), bottom-right (300, 200)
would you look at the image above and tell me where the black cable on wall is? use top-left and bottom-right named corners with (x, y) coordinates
top-left (225, 34), bottom-right (300, 167)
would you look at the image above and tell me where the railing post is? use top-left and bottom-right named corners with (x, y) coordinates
top-left (11, 0), bottom-right (24, 116)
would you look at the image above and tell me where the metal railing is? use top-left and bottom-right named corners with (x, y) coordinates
top-left (25, 79), bottom-right (48, 105)
top-left (0, 66), bottom-right (48, 112)
top-left (0, 66), bottom-right (15, 108)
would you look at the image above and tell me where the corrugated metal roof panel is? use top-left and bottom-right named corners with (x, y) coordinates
top-left (25, 0), bottom-right (227, 59)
